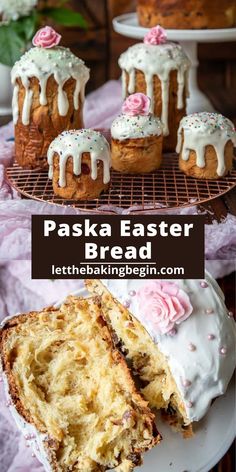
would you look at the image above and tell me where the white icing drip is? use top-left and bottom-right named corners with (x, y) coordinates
top-left (176, 112), bottom-right (236, 177)
top-left (12, 83), bottom-right (19, 124)
top-left (101, 272), bottom-right (236, 423)
top-left (119, 42), bottom-right (191, 137)
top-left (121, 70), bottom-right (126, 99)
top-left (47, 129), bottom-right (111, 187)
top-left (111, 114), bottom-right (163, 140)
top-left (11, 46), bottom-right (90, 125)
top-left (161, 78), bottom-right (169, 135)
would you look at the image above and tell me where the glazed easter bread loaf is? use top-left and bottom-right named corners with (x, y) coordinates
top-left (86, 280), bottom-right (192, 437)
top-left (0, 296), bottom-right (160, 472)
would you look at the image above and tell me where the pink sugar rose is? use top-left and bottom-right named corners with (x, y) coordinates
top-left (32, 26), bottom-right (61, 49)
top-left (137, 281), bottom-right (193, 335)
top-left (122, 93), bottom-right (150, 116)
top-left (144, 25), bottom-right (167, 46)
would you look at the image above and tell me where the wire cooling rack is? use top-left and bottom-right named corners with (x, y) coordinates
top-left (6, 154), bottom-right (236, 214)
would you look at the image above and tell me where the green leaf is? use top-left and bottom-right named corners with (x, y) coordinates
top-left (41, 7), bottom-right (87, 28)
top-left (0, 23), bottom-right (25, 66)
top-left (14, 12), bottom-right (38, 41)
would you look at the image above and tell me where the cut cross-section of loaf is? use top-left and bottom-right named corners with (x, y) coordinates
top-left (0, 296), bottom-right (161, 472)
top-left (85, 280), bottom-right (193, 437)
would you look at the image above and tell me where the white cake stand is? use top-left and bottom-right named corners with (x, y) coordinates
top-left (113, 13), bottom-right (236, 113)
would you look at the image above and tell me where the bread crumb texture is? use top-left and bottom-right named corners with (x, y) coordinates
top-left (86, 280), bottom-right (192, 437)
top-left (0, 297), bottom-right (160, 471)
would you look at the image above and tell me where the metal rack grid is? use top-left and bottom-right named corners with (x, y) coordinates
top-left (6, 154), bottom-right (236, 214)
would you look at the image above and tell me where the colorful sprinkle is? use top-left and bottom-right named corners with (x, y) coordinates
top-left (200, 281), bottom-right (208, 288)
top-left (182, 379), bottom-right (192, 388)
top-left (208, 334), bottom-right (215, 341)
top-left (219, 347), bottom-right (227, 355)
top-left (205, 308), bottom-right (214, 314)
top-left (188, 343), bottom-right (196, 352)
top-left (168, 328), bottom-right (177, 337)
top-left (124, 300), bottom-right (131, 308)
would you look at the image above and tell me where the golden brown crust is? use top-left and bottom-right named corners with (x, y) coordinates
top-left (0, 298), bottom-right (161, 472)
top-left (51, 152), bottom-right (109, 199)
top-left (0, 308), bottom-right (57, 432)
top-left (15, 76), bottom-right (84, 170)
top-left (111, 135), bottom-right (163, 173)
top-left (137, 0), bottom-right (236, 29)
top-left (124, 70), bottom-right (186, 152)
top-left (179, 139), bottom-right (233, 179)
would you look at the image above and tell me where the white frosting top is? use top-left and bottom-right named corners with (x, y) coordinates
top-left (102, 272), bottom-right (236, 423)
top-left (11, 46), bottom-right (90, 126)
top-left (47, 129), bottom-right (111, 187)
top-left (176, 112), bottom-right (236, 177)
top-left (119, 42), bottom-right (190, 136)
top-left (111, 113), bottom-right (163, 140)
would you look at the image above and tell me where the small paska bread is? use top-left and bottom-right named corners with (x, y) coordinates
top-left (177, 112), bottom-right (236, 179)
top-left (118, 26), bottom-right (190, 152)
top-left (11, 26), bottom-right (89, 170)
top-left (111, 93), bottom-right (163, 174)
top-left (47, 129), bottom-right (111, 200)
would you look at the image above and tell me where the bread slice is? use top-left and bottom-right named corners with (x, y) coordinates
top-left (86, 280), bottom-right (193, 437)
top-left (0, 296), bottom-right (161, 472)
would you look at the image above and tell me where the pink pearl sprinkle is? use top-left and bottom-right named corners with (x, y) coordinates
top-left (168, 328), bottom-right (177, 337)
top-left (31, 453), bottom-right (36, 458)
top-left (188, 343), bottom-right (196, 352)
top-left (205, 308), bottom-right (214, 314)
top-left (220, 347), bottom-right (227, 355)
top-left (228, 311), bottom-right (234, 318)
top-left (0, 377), bottom-right (3, 382)
top-left (182, 379), bottom-right (192, 388)
top-left (200, 281), bottom-right (208, 288)
top-left (30, 434), bottom-right (36, 439)
top-left (24, 434), bottom-right (30, 440)
top-left (187, 401), bottom-right (193, 408)
top-left (208, 334), bottom-right (215, 341)
top-left (25, 442), bottom-right (30, 448)
top-left (5, 400), bottom-right (11, 407)
top-left (129, 290), bottom-right (136, 297)
top-left (124, 300), bottom-right (130, 308)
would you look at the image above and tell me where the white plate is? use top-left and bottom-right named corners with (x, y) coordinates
top-left (113, 13), bottom-right (236, 42)
top-left (56, 287), bottom-right (236, 472)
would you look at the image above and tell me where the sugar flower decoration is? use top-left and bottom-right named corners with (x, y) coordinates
top-left (33, 26), bottom-right (61, 49)
top-left (144, 25), bottom-right (167, 45)
top-left (0, 0), bottom-right (37, 22)
top-left (122, 93), bottom-right (151, 116)
top-left (137, 281), bottom-right (193, 335)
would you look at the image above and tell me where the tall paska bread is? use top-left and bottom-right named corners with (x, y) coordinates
top-left (137, 0), bottom-right (236, 29)
top-left (118, 26), bottom-right (191, 152)
top-left (11, 26), bottom-right (89, 170)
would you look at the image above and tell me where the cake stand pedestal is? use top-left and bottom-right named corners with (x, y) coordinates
top-left (113, 13), bottom-right (236, 114)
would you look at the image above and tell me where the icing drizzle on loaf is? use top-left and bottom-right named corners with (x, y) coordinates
top-left (118, 42), bottom-right (190, 136)
top-left (11, 46), bottom-right (90, 126)
top-left (47, 129), bottom-right (111, 187)
top-left (111, 113), bottom-right (163, 140)
top-left (101, 272), bottom-right (236, 423)
top-left (176, 112), bottom-right (236, 177)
